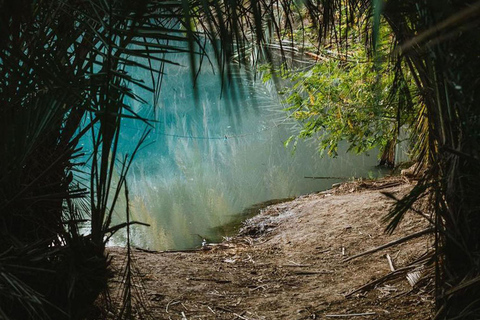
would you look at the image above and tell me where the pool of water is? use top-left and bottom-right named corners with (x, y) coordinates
top-left (97, 52), bottom-right (386, 251)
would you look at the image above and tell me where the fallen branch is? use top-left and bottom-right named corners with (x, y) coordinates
top-left (369, 181), bottom-right (403, 190)
top-left (385, 288), bottom-right (414, 301)
top-left (344, 228), bottom-right (434, 262)
top-left (291, 270), bottom-right (334, 275)
top-left (134, 247), bottom-right (159, 254)
top-left (345, 265), bottom-right (417, 297)
top-left (325, 312), bottom-right (376, 317)
top-left (186, 277), bottom-right (231, 284)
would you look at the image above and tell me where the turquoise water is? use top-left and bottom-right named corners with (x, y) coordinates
top-left (103, 54), bottom-right (385, 251)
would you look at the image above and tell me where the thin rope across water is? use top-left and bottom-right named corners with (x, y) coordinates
top-left (157, 118), bottom-right (291, 141)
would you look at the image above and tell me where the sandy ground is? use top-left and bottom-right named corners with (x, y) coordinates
top-left (107, 177), bottom-right (434, 319)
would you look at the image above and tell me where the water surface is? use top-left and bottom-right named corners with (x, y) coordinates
top-left (108, 55), bottom-right (385, 250)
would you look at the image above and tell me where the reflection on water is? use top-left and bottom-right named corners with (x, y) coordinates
top-left (107, 55), bottom-right (386, 251)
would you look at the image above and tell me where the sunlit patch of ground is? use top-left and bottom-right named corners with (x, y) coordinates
top-left (107, 177), bottom-right (434, 319)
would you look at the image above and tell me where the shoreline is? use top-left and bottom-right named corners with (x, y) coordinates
top-left (107, 176), bottom-right (434, 319)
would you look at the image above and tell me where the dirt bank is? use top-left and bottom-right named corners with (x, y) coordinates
top-left (107, 177), bottom-right (434, 319)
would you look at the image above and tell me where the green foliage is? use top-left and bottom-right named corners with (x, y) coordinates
top-left (279, 35), bottom-right (417, 158)
top-left (283, 58), bottom-right (391, 156)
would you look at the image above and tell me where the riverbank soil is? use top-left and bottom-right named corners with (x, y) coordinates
top-left (107, 177), bottom-right (434, 319)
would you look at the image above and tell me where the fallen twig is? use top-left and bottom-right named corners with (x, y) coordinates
top-left (134, 247), bottom-right (159, 253)
top-left (233, 312), bottom-right (250, 320)
top-left (369, 181), bottom-right (403, 190)
top-left (186, 277), bottom-right (231, 284)
top-left (385, 288), bottom-right (414, 301)
top-left (166, 300), bottom-right (180, 313)
top-left (291, 270), bottom-right (334, 275)
top-left (249, 284), bottom-right (267, 291)
top-left (207, 306), bottom-right (216, 315)
top-left (344, 228), bottom-right (434, 262)
top-left (325, 312), bottom-right (376, 317)
top-left (386, 254), bottom-right (395, 271)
